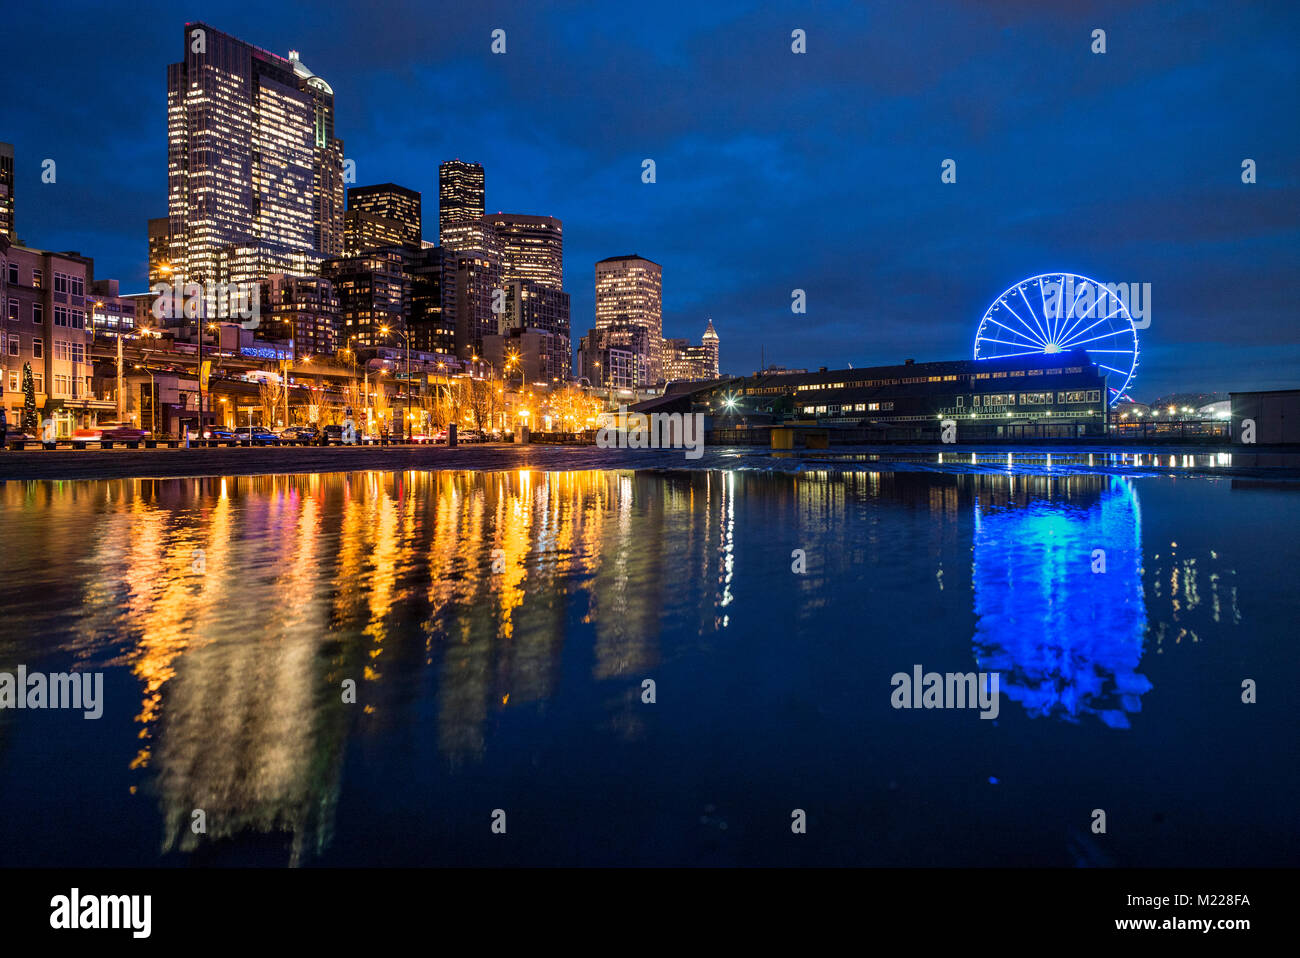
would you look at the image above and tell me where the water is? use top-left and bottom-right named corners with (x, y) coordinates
top-left (0, 467), bottom-right (1295, 867)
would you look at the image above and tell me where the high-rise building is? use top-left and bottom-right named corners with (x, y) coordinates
top-left (446, 248), bottom-right (502, 360)
top-left (595, 254), bottom-right (662, 386)
top-left (699, 317), bottom-right (720, 376)
top-left (344, 209), bottom-right (411, 256)
top-left (488, 213), bottom-right (563, 289)
top-left (578, 324), bottom-right (651, 390)
top-left (258, 273), bottom-right (340, 357)
top-left (662, 319), bottom-right (721, 382)
top-left (166, 23), bottom-right (344, 286)
top-left (347, 184), bottom-right (421, 249)
top-left (438, 160), bottom-right (485, 251)
top-left (0, 142), bottom-right (14, 242)
top-left (501, 280), bottom-right (571, 381)
top-left (147, 217), bottom-right (172, 285)
top-left (320, 249), bottom-right (410, 350)
top-left (403, 246), bottom-right (453, 355)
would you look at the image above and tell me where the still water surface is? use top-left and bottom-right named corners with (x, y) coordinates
top-left (0, 468), bottom-right (1295, 866)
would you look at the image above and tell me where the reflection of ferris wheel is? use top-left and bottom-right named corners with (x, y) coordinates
top-left (973, 272), bottom-right (1139, 405)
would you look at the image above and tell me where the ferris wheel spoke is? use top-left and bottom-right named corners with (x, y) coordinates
top-left (984, 316), bottom-right (1047, 347)
top-left (977, 338), bottom-right (1047, 352)
top-left (1006, 294), bottom-right (1053, 349)
top-left (1056, 314), bottom-right (1117, 348)
top-left (1057, 301), bottom-right (1121, 347)
top-left (1062, 329), bottom-right (1133, 349)
top-left (978, 349), bottom-right (1050, 359)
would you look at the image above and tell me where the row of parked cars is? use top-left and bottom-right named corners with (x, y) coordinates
top-left (53, 423), bottom-right (501, 446)
top-left (200, 425), bottom-right (340, 444)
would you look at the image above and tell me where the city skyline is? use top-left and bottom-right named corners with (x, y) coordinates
top-left (0, 1), bottom-right (1297, 398)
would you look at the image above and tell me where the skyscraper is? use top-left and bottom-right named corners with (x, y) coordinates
top-left (438, 160), bottom-right (486, 252)
top-left (346, 183), bottom-right (421, 252)
top-left (488, 213), bottom-right (563, 289)
top-left (147, 217), bottom-right (171, 285)
top-left (595, 254), bottom-right (662, 386)
top-left (0, 142), bottom-right (13, 242)
top-left (166, 23), bottom-right (344, 286)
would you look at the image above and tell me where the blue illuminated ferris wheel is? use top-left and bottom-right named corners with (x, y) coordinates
top-left (973, 272), bottom-right (1139, 406)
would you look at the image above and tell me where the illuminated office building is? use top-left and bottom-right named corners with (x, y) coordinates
top-left (347, 184), bottom-right (421, 251)
top-left (258, 273), bottom-right (340, 357)
top-left (438, 160), bottom-right (487, 252)
top-left (166, 23), bottom-right (345, 286)
top-left (595, 254), bottom-right (662, 386)
top-left (488, 213), bottom-right (563, 289)
top-left (320, 249), bottom-right (409, 349)
top-left (147, 216), bottom-right (172, 284)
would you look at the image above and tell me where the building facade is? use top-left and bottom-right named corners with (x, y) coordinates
top-left (0, 142), bottom-right (14, 243)
top-left (258, 273), bottom-right (340, 357)
top-left (595, 254), bottom-right (662, 385)
top-left (438, 160), bottom-right (486, 252)
top-left (488, 213), bottom-right (563, 289)
top-left (577, 323), bottom-right (650, 390)
top-left (1, 243), bottom-right (108, 435)
top-left (346, 183), bottom-right (421, 252)
top-left (166, 23), bottom-right (344, 286)
top-left (321, 249), bottom-right (410, 350)
top-left (663, 318), bottom-right (720, 382)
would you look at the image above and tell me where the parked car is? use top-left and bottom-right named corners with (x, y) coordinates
top-left (234, 426), bottom-right (277, 444)
top-left (319, 424), bottom-right (344, 445)
top-left (279, 425), bottom-right (318, 442)
top-left (202, 427), bottom-right (237, 441)
top-left (72, 423), bottom-right (149, 442)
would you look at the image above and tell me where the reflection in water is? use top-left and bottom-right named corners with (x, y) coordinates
top-left (971, 475), bottom-right (1151, 728)
top-left (0, 467), bottom-right (1267, 866)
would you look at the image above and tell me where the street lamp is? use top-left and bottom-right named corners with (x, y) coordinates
top-left (378, 325), bottom-right (412, 440)
top-left (134, 364), bottom-right (157, 437)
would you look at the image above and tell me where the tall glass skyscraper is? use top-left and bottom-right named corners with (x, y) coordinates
top-left (166, 23), bottom-right (344, 287)
top-left (438, 160), bottom-right (486, 252)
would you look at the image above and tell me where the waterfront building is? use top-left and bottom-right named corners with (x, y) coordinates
top-left (0, 243), bottom-right (110, 435)
top-left (638, 350), bottom-right (1111, 439)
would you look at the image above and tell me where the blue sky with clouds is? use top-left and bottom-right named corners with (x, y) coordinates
top-left (2, 0), bottom-right (1296, 398)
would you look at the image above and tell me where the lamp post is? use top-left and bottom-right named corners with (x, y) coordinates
top-left (134, 364), bottom-right (157, 437)
top-left (379, 325), bottom-right (412, 440)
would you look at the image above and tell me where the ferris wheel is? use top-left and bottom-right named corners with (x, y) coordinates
top-left (973, 272), bottom-right (1139, 406)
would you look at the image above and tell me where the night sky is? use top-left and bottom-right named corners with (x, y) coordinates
top-left (2, 0), bottom-right (1297, 399)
